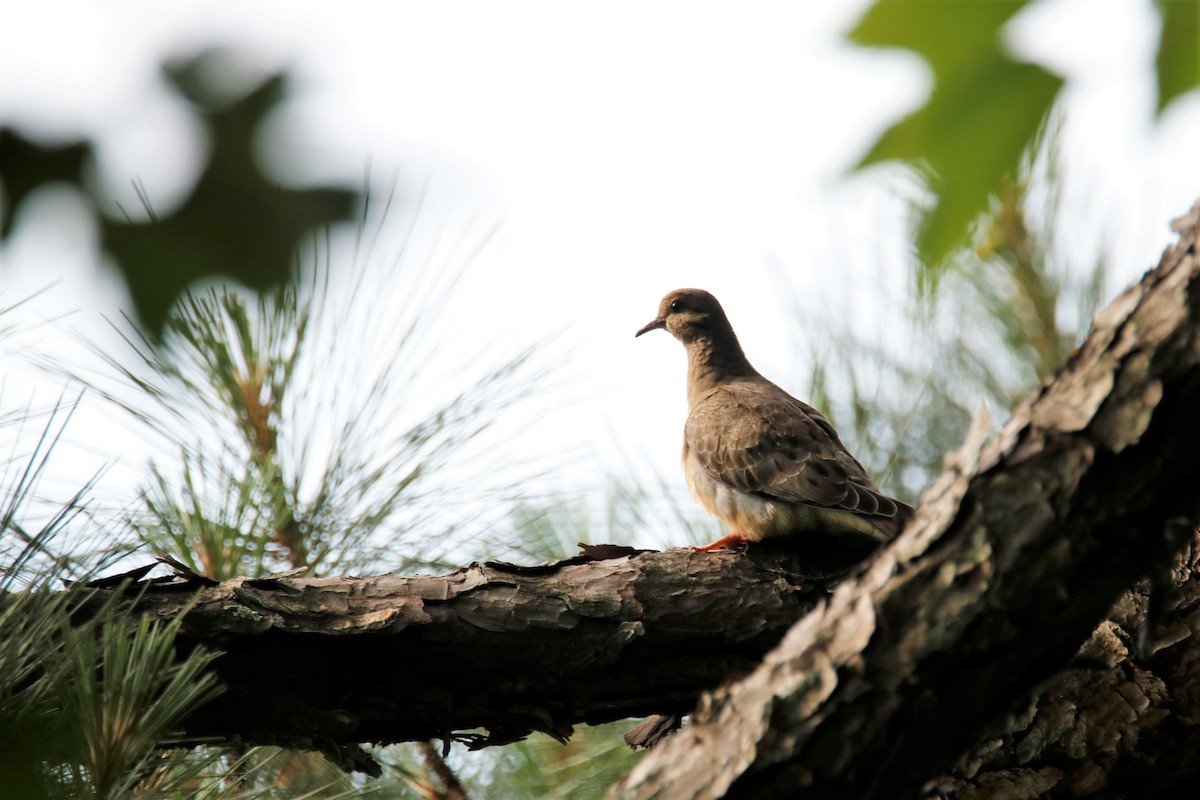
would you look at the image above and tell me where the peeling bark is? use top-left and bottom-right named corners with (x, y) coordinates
top-left (935, 544), bottom-right (1200, 800)
top-left (612, 203), bottom-right (1200, 799)
top-left (83, 542), bottom-right (870, 770)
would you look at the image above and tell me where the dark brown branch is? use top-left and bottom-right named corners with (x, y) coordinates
top-left (613, 203), bottom-right (1200, 799)
top-left (86, 541), bottom-right (870, 768)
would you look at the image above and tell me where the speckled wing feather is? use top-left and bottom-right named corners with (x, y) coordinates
top-left (685, 381), bottom-right (906, 529)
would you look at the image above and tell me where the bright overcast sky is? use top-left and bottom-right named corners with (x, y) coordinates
top-left (3, 0), bottom-right (1200, 544)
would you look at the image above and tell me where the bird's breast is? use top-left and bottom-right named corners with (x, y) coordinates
top-left (683, 443), bottom-right (784, 540)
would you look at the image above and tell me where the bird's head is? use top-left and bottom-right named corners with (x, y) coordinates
top-left (636, 288), bottom-right (729, 345)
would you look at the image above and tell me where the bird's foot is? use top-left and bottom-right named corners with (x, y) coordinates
top-left (693, 532), bottom-right (750, 552)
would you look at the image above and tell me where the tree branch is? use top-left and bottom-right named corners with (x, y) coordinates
top-left (86, 542), bottom-right (870, 770)
top-left (613, 201), bottom-right (1200, 798)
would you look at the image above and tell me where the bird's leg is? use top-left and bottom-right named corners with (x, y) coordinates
top-left (693, 532), bottom-right (749, 552)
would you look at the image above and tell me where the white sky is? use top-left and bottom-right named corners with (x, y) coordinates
top-left (3, 0), bottom-right (1200, 549)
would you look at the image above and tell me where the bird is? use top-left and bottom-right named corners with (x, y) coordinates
top-left (635, 288), bottom-right (912, 551)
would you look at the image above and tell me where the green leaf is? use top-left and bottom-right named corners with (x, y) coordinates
top-left (0, 128), bottom-right (91, 237)
top-left (848, 0), bottom-right (1062, 277)
top-left (1156, 0), bottom-right (1200, 114)
top-left (105, 53), bottom-right (357, 336)
top-left (1, 51), bottom-right (357, 337)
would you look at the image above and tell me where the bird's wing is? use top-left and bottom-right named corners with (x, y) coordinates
top-left (686, 382), bottom-right (905, 520)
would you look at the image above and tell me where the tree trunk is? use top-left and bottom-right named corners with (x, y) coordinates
top-left (81, 201), bottom-right (1200, 796)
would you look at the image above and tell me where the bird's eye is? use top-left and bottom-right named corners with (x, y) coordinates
top-left (669, 299), bottom-right (682, 313)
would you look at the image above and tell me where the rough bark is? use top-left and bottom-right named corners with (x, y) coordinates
top-left (612, 203), bottom-right (1200, 799)
top-left (83, 542), bottom-right (871, 772)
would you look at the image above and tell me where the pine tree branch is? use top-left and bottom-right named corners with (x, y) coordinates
top-left (80, 542), bottom-right (869, 770)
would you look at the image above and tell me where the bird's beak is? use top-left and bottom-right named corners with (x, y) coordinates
top-left (636, 317), bottom-right (667, 337)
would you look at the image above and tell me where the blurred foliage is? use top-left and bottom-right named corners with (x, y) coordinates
top-left (849, 0), bottom-right (1062, 279)
top-left (505, 470), bottom-right (722, 561)
top-left (106, 285), bottom-right (326, 580)
top-left (476, 721), bottom-right (643, 800)
top-left (806, 126), bottom-right (1106, 504)
top-left (60, 191), bottom-right (549, 581)
top-left (0, 131), bottom-right (90, 238)
top-left (1156, 0), bottom-right (1200, 113)
top-left (0, 50), bottom-right (357, 336)
top-left (849, 0), bottom-right (1198, 277)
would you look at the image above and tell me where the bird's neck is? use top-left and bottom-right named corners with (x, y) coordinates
top-left (685, 329), bottom-right (758, 406)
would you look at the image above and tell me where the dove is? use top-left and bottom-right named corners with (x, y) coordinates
top-left (636, 288), bottom-right (912, 550)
